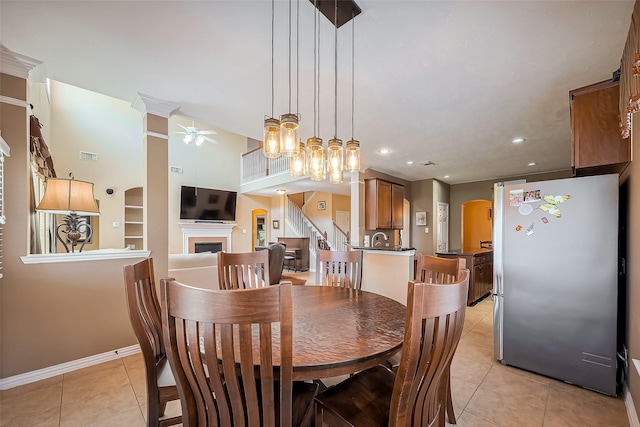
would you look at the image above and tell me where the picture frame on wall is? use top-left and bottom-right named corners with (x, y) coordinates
top-left (317, 201), bottom-right (326, 211)
top-left (415, 211), bottom-right (427, 226)
top-left (273, 220), bottom-right (280, 229)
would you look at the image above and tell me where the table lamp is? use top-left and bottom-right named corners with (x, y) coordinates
top-left (36, 176), bottom-right (100, 253)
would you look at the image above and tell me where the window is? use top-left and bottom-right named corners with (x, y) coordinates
top-left (0, 136), bottom-right (10, 278)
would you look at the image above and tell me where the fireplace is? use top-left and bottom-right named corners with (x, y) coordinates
top-left (194, 242), bottom-right (223, 253)
top-left (180, 222), bottom-right (235, 254)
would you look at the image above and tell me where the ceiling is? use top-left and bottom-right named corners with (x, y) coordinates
top-left (1, 1), bottom-right (634, 193)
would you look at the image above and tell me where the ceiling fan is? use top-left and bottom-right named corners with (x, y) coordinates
top-left (175, 121), bottom-right (218, 145)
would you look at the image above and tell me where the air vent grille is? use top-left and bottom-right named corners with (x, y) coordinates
top-left (79, 151), bottom-right (98, 161)
top-left (170, 166), bottom-right (183, 174)
top-left (419, 160), bottom-right (436, 166)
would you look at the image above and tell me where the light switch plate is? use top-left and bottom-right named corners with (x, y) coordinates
top-left (424, 227), bottom-right (429, 233)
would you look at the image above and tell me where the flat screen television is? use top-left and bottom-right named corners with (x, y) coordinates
top-left (180, 186), bottom-right (237, 222)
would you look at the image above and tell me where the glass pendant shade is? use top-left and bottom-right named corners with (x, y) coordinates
top-left (280, 113), bottom-right (300, 156)
top-left (263, 117), bottom-right (281, 158)
top-left (289, 140), bottom-right (307, 177)
top-left (307, 137), bottom-right (326, 181)
top-left (345, 139), bottom-right (360, 172)
top-left (327, 138), bottom-right (344, 184)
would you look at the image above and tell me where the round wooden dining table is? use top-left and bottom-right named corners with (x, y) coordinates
top-left (290, 285), bottom-right (406, 380)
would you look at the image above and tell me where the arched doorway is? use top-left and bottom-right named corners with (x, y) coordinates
top-left (252, 209), bottom-right (268, 249)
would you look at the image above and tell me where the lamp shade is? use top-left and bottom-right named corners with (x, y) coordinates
top-left (36, 178), bottom-right (100, 216)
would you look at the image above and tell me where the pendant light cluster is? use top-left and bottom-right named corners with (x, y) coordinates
top-left (263, 0), bottom-right (361, 184)
top-left (264, 0), bottom-right (301, 160)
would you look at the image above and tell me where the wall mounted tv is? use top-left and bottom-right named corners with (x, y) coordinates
top-left (180, 186), bottom-right (238, 222)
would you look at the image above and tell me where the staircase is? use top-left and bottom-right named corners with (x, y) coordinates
top-left (285, 197), bottom-right (349, 264)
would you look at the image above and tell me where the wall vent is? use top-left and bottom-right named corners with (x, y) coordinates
top-left (419, 160), bottom-right (436, 166)
top-left (170, 166), bottom-right (183, 174)
top-left (79, 151), bottom-right (98, 162)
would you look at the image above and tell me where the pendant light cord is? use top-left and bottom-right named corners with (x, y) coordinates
top-left (334, 0), bottom-right (338, 139)
top-left (313, 0), bottom-right (318, 136)
top-left (288, 0), bottom-right (292, 113)
top-left (296, 0), bottom-right (300, 118)
top-left (271, 0), bottom-right (275, 117)
top-left (351, 11), bottom-right (355, 140)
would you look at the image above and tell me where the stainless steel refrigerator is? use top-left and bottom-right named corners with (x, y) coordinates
top-left (493, 174), bottom-right (619, 396)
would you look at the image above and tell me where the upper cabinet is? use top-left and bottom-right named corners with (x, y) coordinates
top-left (365, 178), bottom-right (404, 230)
top-left (570, 79), bottom-right (631, 176)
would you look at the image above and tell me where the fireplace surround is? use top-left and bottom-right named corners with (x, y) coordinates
top-left (179, 222), bottom-right (235, 254)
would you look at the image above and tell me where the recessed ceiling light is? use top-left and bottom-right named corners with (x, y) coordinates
top-left (528, 162), bottom-right (536, 166)
top-left (406, 161), bottom-right (414, 165)
top-left (512, 137), bottom-right (525, 144)
top-left (444, 175), bottom-right (450, 179)
top-left (378, 148), bottom-right (391, 154)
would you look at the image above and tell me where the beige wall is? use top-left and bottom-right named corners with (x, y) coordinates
top-left (410, 179), bottom-right (434, 254)
top-left (167, 115), bottom-right (249, 254)
top-left (45, 81), bottom-right (143, 250)
top-left (0, 76), bottom-right (256, 378)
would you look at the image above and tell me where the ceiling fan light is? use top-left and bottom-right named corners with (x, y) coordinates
top-left (345, 139), bottom-right (360, 172)
top-left (183, 134), bottom-right (193, 144)
top-left (195, 135), bottom-right (205, 146)
top-left (280, 113), bottom-right (300, 157)
top-left (263, 117), bottom-right (281, 158)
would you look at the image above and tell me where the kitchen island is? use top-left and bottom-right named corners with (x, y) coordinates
top-left (436, 248), bottom-right (493, 305)
top-left (352, 247), bottom-right (416, 305)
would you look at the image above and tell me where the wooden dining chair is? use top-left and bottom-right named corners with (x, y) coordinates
top-left (123, 258), bottom-right (182, 427)
top-left (315, 249), bottom-right (363, 290)
top-left (217, 250), bottom-right (270, 289)
top-left (160, 280), bottom-right (319, 427)
top-left (314, 270), bottom-right (469, 427)
top-left (415, 253), bottom-right (465, 284)
top-left (410, 252), bottom-right (466, 424)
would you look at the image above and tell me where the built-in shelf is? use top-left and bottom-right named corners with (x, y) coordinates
top-left (124, 187), bottom-right (144, 249)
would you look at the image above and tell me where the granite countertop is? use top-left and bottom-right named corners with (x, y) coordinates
top-left (436, 248), bottom-right (493, 256)
top-left (351, 246), bottom-right (416, 252)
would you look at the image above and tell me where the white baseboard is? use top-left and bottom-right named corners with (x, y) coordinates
top-left (625, 384), bottom-right (640, 427)
top-left (0, 344), bottom-right (141, 390)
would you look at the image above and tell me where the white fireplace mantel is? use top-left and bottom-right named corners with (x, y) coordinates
top-left (179, 222), bottom-right (236, 254)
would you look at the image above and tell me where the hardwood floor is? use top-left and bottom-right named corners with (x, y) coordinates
top-left (0, 272), bottom-right (629, 426)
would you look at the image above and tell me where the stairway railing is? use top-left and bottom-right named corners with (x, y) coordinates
top-left (331, 223), bottom-right (349, 251)
top-left (241, 146), bottom-right (289, 183)
top-left (286, 197), bottom-right (327, 251)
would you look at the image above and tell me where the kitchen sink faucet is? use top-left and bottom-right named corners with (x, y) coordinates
top-left (371, 231), bottom-right (389, 246)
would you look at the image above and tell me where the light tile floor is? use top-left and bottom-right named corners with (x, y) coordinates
top-left (0, 271), bottom-right (629, 426)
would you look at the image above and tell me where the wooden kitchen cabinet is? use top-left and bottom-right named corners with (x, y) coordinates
top-left (365, 178), bottom-right (404, 230)
top-left (570, 79), bottom-right (630, 176)
top-left (437, 250), bottom-right (493, 306)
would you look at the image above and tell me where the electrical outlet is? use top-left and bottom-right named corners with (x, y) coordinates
top-left (113, 222), bottom-right (120, 228)
top-left (425, 227), bottom-right (429, 233)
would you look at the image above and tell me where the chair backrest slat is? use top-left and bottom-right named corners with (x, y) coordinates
top-left (315, 249), bottom-right (363, 290)
top-left (218, 250), bottom-right (270, 289)
top-left (161, 279), bottom-right (293, 427)
top-left (124, 258), bottom-right (164, 363)
top-left (415, 253), bottom-right (464, 284)
top-left (389, 270), bottom-right (469, 427)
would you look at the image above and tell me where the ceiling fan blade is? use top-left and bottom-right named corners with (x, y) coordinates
top-left (174, 131), bottom-right (188, 135)
top-left (176, 123), bottom-right (190, 131)
top-left (203, 135), bottom-right (218, 144)
top-left (199, 130), bottom-right (218, 135)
